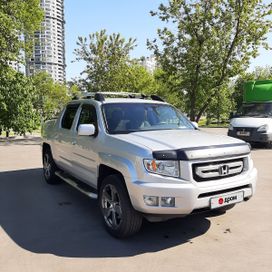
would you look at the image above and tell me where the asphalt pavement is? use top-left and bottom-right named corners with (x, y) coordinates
top-left (0, 128), bottom-right (271, 272)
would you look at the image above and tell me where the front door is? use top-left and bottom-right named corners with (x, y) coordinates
top-left (71, 103), bottom-right (99, 188)
top-left (54, 103), bottom-right (80, 171)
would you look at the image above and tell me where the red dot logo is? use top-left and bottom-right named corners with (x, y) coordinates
top-left (218, 198), bottom-right (224, 205)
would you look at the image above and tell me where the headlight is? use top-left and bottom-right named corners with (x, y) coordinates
top-left (143, 159), bottom-right (179, 178)
top-left (229, 124), bottom-right (234, 131)
top-left (257, 124), bottom-right (268, 133)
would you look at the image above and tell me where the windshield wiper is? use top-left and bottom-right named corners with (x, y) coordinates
top-left (110, 130), bottom-right (137, 134)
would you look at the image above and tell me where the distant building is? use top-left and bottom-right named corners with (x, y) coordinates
top-left (26, 0), bottom-right (66, 83)
top-left (9, 35), bottom-right (26, 74)
top-left (9, 61), bottom-right (21, 72)
top-left (139, 55), bottom-right (157, 73)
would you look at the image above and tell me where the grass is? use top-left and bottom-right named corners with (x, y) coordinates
top-left (201, 123), bottom-right (229, 128)
top-left (198, 118), bottom-right (229, 128)
top-left (0, 127), bottom-right (41, 138)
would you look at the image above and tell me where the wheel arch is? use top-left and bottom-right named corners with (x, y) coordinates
top-left (97, 164), bottom-right (126, 193)
top-left (97, 152), bottom-right (138, 192)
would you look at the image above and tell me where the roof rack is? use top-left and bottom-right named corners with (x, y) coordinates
top-left (82, 92), bottom-right (165, 102)
top-left (150, 94), bottom-right (164, 102)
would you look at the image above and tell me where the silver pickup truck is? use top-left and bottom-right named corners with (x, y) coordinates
top-left (42, 92), bottom-right (257, 238)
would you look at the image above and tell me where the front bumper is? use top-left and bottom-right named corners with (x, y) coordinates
top-left (228, 129), bottom-right (272, 143)
top-left (127, 168), bottom-right (257, 215)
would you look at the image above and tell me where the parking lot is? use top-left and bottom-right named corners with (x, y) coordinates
top-left (0, 128), bottom-right (271, 272)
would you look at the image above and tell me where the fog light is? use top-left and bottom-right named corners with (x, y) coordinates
top-left (161, 197), bottom-right (175, 207)
top-left (143, 196), bottom-right (159, 206)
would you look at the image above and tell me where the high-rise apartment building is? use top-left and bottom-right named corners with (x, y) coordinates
top-left (139, 55), bottom-right (157, 74)
top-left (26, 0), bottom-right (66, 83)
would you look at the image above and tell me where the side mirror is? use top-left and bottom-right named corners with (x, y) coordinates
top-left (191, 121), bottom-right (199, 129)
top-left (78, 124), bottom-right (96, 136)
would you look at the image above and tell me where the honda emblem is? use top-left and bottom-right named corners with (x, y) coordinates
top-left (219, 165), bottom-right (229, 176)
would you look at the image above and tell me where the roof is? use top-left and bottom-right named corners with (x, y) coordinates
top-left (71, 92), bottom-right (167, 105)
top-left (100, 98), bottom-right (167, 104)
top-left (244, 80), bottom-right (272, 102)
top-left (70, 97), bottom-right (168, 105)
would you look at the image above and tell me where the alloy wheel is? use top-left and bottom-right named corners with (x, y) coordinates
top-left (43, 153), bottom-right (51, 180)
top-left (101, 184), bottom-right (123, 229)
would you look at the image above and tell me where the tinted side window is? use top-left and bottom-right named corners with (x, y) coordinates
top-left (61, 104), bottom-right (80, 129)
top-left (77, 104), bottom-right (98, 129)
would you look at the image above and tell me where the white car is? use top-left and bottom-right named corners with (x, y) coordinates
top-left (228, 103), bottom-right (272, 146)
top-left (42, 92), bottom-right (257, 238)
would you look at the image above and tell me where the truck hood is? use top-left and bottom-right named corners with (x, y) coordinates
top-left (115, 129), bottom-right (244, 151)
top-left (231, 117), bottom-right (272, 128)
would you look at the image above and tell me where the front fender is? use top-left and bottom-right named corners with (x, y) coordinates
top-left (99, 152), bottom-right (138, 181)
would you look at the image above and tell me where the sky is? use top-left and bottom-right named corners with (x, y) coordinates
top-left (65, 0), bottom-right (272, 81)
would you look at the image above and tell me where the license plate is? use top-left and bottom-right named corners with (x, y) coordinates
top-left (237, 131), bottom-right (250, 136)
top-left (210, 191), bottom-right (244, 209)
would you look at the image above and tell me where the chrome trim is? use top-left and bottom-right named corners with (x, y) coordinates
top-left (73, 152), bottom-right (95, 162)
top-left (195, 160), bottom-right (244, 179)
top-left (55, 171), bottom-right (97, 199)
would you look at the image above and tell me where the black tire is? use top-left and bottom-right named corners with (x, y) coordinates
top-left (266, 142), bottom-right (272, 149)
top-left (99, 174), bottom-right (143, 238)
top-left (43, 147), bottom-right (62, 185)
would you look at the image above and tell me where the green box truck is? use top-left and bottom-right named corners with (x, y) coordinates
top-left (228, 80), bottom-right (272, 146)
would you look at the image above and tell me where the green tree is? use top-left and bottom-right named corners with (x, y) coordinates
top-left (148, 0), bottom-right (272, 121)
top-left (67, 77), bottom-right (88, 94)
top-left (66, 80), bottom-right (81, 98)
top-left (206, 84), bottom-right (234, 125)
top-left (0, 69), bottom-right (39, 137)
top-left (151, 68), bottom-right (186, 111)
top-left (74, 29), bottom-right (136, 92)
top-left (0, 0), bottom-right (43, 67)
top-left (74, 29), bottom-right (156, 93)
top-left (32, 72), bottom-right (71, 121)
top-left (120, 62), bottom-right (156, 93)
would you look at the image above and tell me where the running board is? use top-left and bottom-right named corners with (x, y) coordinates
top-left (55, 171), bottom-right (98, 199)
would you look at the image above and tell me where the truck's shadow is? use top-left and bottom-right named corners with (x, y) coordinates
top-left (0, 168), bottom-right (210, 258)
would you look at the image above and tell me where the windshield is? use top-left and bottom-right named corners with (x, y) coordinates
top-left (102, 103), bottom-right (195, 134)
top-left (237, 103), bottom-right (272, 117)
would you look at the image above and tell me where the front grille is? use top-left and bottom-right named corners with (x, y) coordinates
top-left (233, 127), bottom-right (256, 133)
top-left (192, 158), bottom-right (245, 182)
